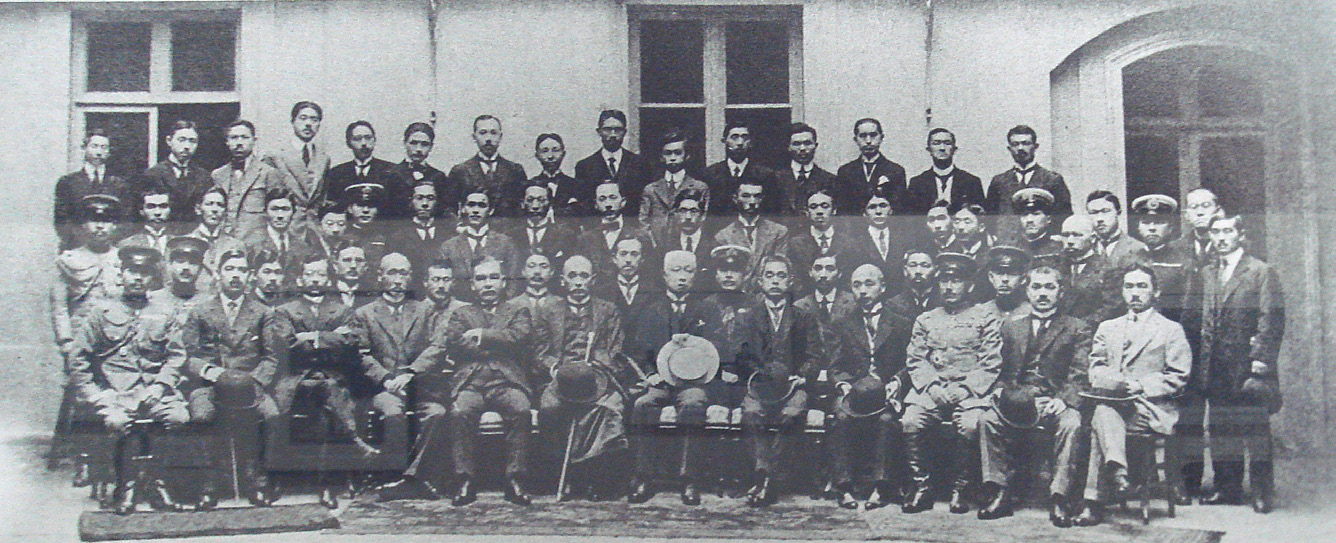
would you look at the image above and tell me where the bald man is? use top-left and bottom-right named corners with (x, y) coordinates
top-left (623, 250), bottom-right (724, 506)
top-left (1059, 216), bottom-right (1120, 326)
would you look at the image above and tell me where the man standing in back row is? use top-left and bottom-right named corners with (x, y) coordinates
top-left (450, 115), bottom-right (528, 218)
top-left (576, 110), bottom-right (652, 218)
top-left (985, 125), bottom-right (1071, 241)
top-left (834, 118), bottom-right (906, 216)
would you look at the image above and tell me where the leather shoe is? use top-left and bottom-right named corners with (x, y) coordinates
top-left (72, 462), bottom-right (91, 487)
top-left (504, 477), bottom-right (531, 506)
top-left (377, 478), bottom-right (438, 502)
top-left (1200, 489), bottom-right (1242, 506)
top-left (681, 483), bottom-right (701, 506)
top-left (1251, 492), bottom-right (1272, 514)
top-left (751, 477), bottom-right (775, 507)
top-left (319, 487), bottom-right (340, 509)
top-left (245, 484), bottom-right (279, 507)
top-left (902, 485), bottom-right (933, 513)
top-left (865, 483), bottom-right (896, 510)
top-left (949, 486), bottom-right (971, 514)
top-left (1049, 494), bottom-right (1072, 528)
top-left (1111, 465), bottom-right (1132, 498)
top-left (451, 479), bottom-right (477, 507)
top-left (195, 489), bottom-right (218, 511)
top-left (977, 484), bottom-right (1012, 520)
top-left (111, 481), bottom-right (137, 515)
top-left (837, 491), bottom-right (860, 510)
top-left (145, 479), bottom-right (180, 512)
top-left (1072, 502), bottom-right (1104, 527)
top-left (627, 479), bottom-right (653, 504)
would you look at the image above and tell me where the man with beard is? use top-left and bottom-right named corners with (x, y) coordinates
top-left (250, 249), bottom-right (292, 307)
top-left (241, 188), bottom-right (313, 277)
top-left (332, 244), bottom-right (377, 309)
top-left (52, 196), bottom-right (125, 363)
top-left (120, 186), bottom-right (182, 264)
top-left (984, 125), bottom-right (1072, 239)
top-left (140, 120), bottom-right (211, 226)
top-left (55, 130), bottom-right (133, 250)
top-left (68, 247), bottom-right (190, 514)
top-left (533, 255), bottom-right (633, 500)
top-left (1087, 191), bottom-right (1149, 271)
top-left (650, 189), bottom-right (715, 272)
top-left (152, 236), bottom-right (214, 312)
top-left (704, 121), bottom-right (781, 216)
top-left (1011, 188), bottom-right (1062, 260)
top-left (624, 251), bottom-right (725, 506)
top-left (389, 180), bottom-right (448, 278)
top-left (904, 128), bottom-right (985, 215)
top-left (181, 249), bottom-right (286, 507)
top-left (326, 121), bottom-right (398, 218)
top-left (782, 123), bottom-right (838, 220)
top-left (264, 101), bottom-right (331, 223)
top-left (439, 188), bottom-right (521, 294)
top-left (449, 115), bottom-right (528, 217)
top-left (977, 265), bottom-right (1092, 526)
top-left (186, 187), bottom-right (245, 276)
top-left (530, 134), bottom-right (584, 218)
top-left (575, 110), bottom-right (652, 217)
top-left (1059, 215), bottom-right (1121, 326)
top-left (1073, 265), bottom-right (1190, 527)
top-left (978, 246), bottom-right (1032, 319)
top-left (273, 254), bottom-right (375, 508)
top-left (577, 180), bottom-right (653, 279)
top-left (1172, 188), bottom-right (1226, 268)
top-left (387, 122), bottom-right (452, 222)
top-left (592, 237), bottom-right (653, 313)
top-left (513, 253), bottom-right (560, 311)
top-left (886, 247), bottom-right (941, 319)
top-left (345, 183), bottom-right (391, 261)
top-left (714, 180), bottom-right (789, 284)
top-left (640, 130), bottom-right (709, 232)
top-left (786, 189), bottom-right (850, 293)
top-left (213, 120), bottom-right (281, 238)
top-left (827, 264), bottom-right (912, 510)
top-left (443, 255), bottom-right (535, 506)
top-left (901, 253), bottom-right (1002, 515)
top-left (946, 202), bottom-right (993, 261)
top-left (512, 183), bottom-right (576, 263)
top-left (833, 118), bottom-right (907, 216)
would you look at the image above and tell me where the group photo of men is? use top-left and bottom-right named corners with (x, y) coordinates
top-left (49, 99), bottom-right (1285, 530)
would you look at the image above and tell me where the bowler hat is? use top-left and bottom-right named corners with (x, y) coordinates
top-left (213, 370), bottom-right (261, 411)
top-left (656, 335), bottom-right (720, 387)
top-left (1239, 374), bottom-right (1282, 414)
top-left (838, 376), bottom-right (893, 418)
top-left (553, 362), bottom-right (609, 405)
top-left (746, 369), bottom-right (799, 407)
top-left (992, 385), bottom-right (1041, 428)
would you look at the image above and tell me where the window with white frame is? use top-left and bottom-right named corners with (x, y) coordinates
top-left (71, 11), bottom-right (241, 177)
top-left (630, 5), bottom-right (803, 172)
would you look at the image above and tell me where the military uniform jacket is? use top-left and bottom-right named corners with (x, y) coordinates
top-left (273, 295), bottom-right (365, 409)
top-left (905, 303), bottom-right (1003, 410)
top-left (444, 300), bottom-right (535, 397)
top-left (1088, 309), bottom-right (1191, 434)
top-left (52, 246), bottom-right (122, 344)
top-left (705, 291), bottom-right (765, 380)
top-left (1196, 254), bottom-right (1285, 406)
top-left (68, 296), bottom-right (186, 404)
top-left (1145, 241), bottom-right (1196, 325)
top-left (326, 157), bottom-right (399, 213)
top-left (1000, 312), bottom-right (1092, 409)
top-left (354, 298), bottom-right (434, 387)
top-left (182, 294), bottom-right (287, 390)
top-left (54, 168), bottom-right (133, 250)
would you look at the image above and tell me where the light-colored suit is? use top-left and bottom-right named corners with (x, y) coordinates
top-left (213, 155), bottom-right (283, 238)
top-left (262, 140), bottom-right (331, 219)
top-left (638, 173), bottom-right (709, 232)
top-left (713, 217), bottom-right (789, 284)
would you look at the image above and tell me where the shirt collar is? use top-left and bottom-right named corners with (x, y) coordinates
top-left (738, 215), bottom-right (759, 229)
top-left (764, 297), bottom-right (788, 311)
top-left (1220, 247), bottom-right (1244, 269)
top-left (933, 165), bottom-right (955, 177)
top-left (863, 302), bottom-right (883, 316)
top-left (354, 157), bottom-right (373, 168)
top-left (601, 148), bottom-right (623, 162)
top-left (815, 288), bottom-right (838, 303)
top-left (168, 155), bottom-right (189, 169)
top-left (413, 216), bottom-right (435, 228)
top-left (791, 161), bottom-right (813, 176)
top-left (84, 163), bottom-right (105, 178)
top-left (477, 152), bottom-right (499, 163)
top-left (465, 224), bottom-right (490, 238)
top-left (527, 210), bottom-right (554, 228)
top-left (293, 137), bottom-right (312, 153)
top-left (618, 274), bottom-right (639, 286)
top-left (862, 153), bottom-right (882, 165)
top-left (727, 158), bottom-right (749, 172)
top-left (1015, 160), bottom-right (1036, 173)
top-left (665, 169), bottom-right (684, 183)
top-left (666, 290), bottom-right (687, 303)
top-left (603, 215), bottom-right (624, 230)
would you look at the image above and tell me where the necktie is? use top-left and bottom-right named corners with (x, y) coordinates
top-left (683, 235), bottom-right (693, 253)
top-left (864, 314), bottom-right (877, 345)
top-left (92, 169), bottom-right (101, 184)
top-left (357, 165), bottom-right (368, 178)
top-left (770, 308), bottom-right (782, 332)
top-left (822, 298), bottom-right (833, 316)
top-left (1033, 317), bottom-right (1050, 340)
top-left (302, 144), bottom-right (312, 167)
top-left (226, 299), bottom-right (241, 326)
top-left (529, 227), bottom-right (542, 246)
top-left (174, 166), bottom-right (185, 180)
top-left (482, 160), bottom-right (496, 176)
top-left (607, 156), bottom-right (617, 177)
top-left (877, 229), bottom-right (889, 260)
top-left (745, 225), bottom-right (756, 247)
top-left (469, 234), bottom-right (486, 251)
top-left (818, 232), bottom-right (830, 253)
top-left (278, 234), bottom-right (287, 255)
top-left (799, 168), bottom-right (809, 184)
top-left (667, 175), bottom-right (676, 195)
top-left (863, 162), bottom-right (874, 182)
top-left (938, 176), bottom-right (949, 199)
top-left (733, 165), bottom-right (743, 178)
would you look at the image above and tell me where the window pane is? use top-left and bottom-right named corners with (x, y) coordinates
top-left (724, 107), bottom-right (791, 169)
top-left (1198, 66), bottom-right (1263, 118)
top-left (1122, 54), bottom-right (1179, 118)
top-left (726, 21), bottom-right (789, 105)
top-left (85, 111), bottom-right (151, 178)
top-left (172, 21), bottom-right (237, 92)
top-left (639, 107), bottom-right (706, 177)
top-left (1200, 136), bottom-right (1267, 257)
top-left (1124, 135), bottom-right (1179, 206)
top-left (157, 102), bottom-right (241, 171)
top-left (86, 22), bottom-right (151, 92)
top-left (640, 20), bottom-right (704, 104)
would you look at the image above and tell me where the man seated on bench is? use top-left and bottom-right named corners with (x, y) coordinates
top-left (67, 247), bottom-right (190, 514)
top-left (1073, 264), bottom-right (1190, 527)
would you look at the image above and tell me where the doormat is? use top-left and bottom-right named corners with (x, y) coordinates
top-left (79, 503), bottom-right (338, 541)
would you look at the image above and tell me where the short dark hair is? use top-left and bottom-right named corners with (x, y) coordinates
top-left (805, 187), bottom-right (834, 204)
top-left (218, 248), bottom-right (250, 269)
top-left (674, 188), bottom-right (706, 208)
top-left (1209, 213), bottom-right (1247, 234)
top-left (318, 200), bottom-right (347, 218)
top-left (927, 127), bottom-right (955, 145)
top-left (141, 183), bottom-right (172, 202)
top-left (1087, 190), bottom-right (1121, 214)
top-left (928, 199), bottom-right (951, 212)
top-left (265, 187), bottom-right (296, 206)
top-left (404, 122), bottom-right (435, 142)
top-left (868, 183), bottom-right (896, 205)
top-left (949, 200), bottom-right (986, 217)
top-left (84, 128), bottom-right (110, 146)
top-left (198, 186), bottom-right (228, 208)
top-left (1006, 124), bottom-right (1038, 142)
top-left (535, 133), bottom-right (563, 149)
top-left (1122, 263), bottom-right (1159, 289)
top-left (473, 114), bottom-right (500, 132)
top-left (427, 258), bottom-right (453, 274)
top-left (166, 120), bottom-right (198, 139)
top-left (598, 109), bottom-right (627, 127)
top-left (660, 129), bottom-right (689, 150)
top-left (460, 186), bottom-right (493, 204)
top-left (902, 246), bottom-right (936, 264)
top-left (723, 120), bottom-right (750, 138)
top-left (226, 119), bottom-right (256, 136)
top-left (291, 101), bottom-right (323, 121)
top-left (759, 254), bottom-right (792, 274)
top-left (790, 122), bottom-right (817, 142)
top-left (300, 252), bottom-right (330, 270)
top-left (470, 254), bottom-right (506, 273)
top-left (1028, 265), bottom-right (1066, 288)
top-left (854, 118), bottom-right (883, 135)
top-left (346, 120), bottom-right (375, 141)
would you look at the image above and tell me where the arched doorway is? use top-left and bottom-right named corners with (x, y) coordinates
top-left (1122, 46), bottom-right (1279, 256)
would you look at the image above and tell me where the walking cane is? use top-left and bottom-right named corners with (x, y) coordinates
top-left (556, 331), bottom-right (597, 501)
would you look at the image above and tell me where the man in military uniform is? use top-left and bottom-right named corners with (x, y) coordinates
top-left (52, 195), bottom-right (125, 360)
top-left (976, 264), bottom-right (1092, 526)
top-left (1131, 195), bottom-right (1193, 324)
top-left (180, 249), bottom-right (286, 507)
top-left (901, 253), bottom-right (1003, 515)
top-left (151, 236), bottom-right (214, 313)
top-left (1011, 188), bottom-right (1062, 259)
top-left (978, 246), bottom-right (1032, 320)
top-left (704, 246), bottom-right (760, 409)
top-left (345, 183), bottom-right (392, 261)
top-left (67, 247), bottom-right (189, 513)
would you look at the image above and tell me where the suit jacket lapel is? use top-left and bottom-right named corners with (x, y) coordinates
top-left (1220, 255), bottom-right (1256, 305)
top-left (1122, 313), bottom-right (1156, 365)
top-left (871, 309), bottom-right (895, 352)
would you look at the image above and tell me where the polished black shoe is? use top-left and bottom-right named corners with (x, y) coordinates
top-left (865, 483), bottom-right (897, 510)
top-left (748, 477), bottom-right (775, 507)
top-left (1111, 466), bottom-right (1132, 499)
top-left (195, 489), bottom-right (218, 511)
top-left (245, 484), bottom-right (279, 507)
top-left (1048, 494), bottom-right (1072, 527)
top-left (451, 479), bottom-right (477, 507)
top-left (681, 483), bottom-right (701, 506)
top-left (627, 479), bottom-right (653, 504)
top-left (949, 485), bottom-right (971, 514)
top-left (902, 485), bottom-right (933, 513)
top-left (378, 478), bottom-right (438, 502)
top-left (838, 491), bottom-right (860, 510)
top-left (1072, 502), bottom-right (1105, 527)
top-left (144, 479), bottom-right (181, 512)
top-left (111, 481), bottom-right (137, 515)
top-left (72, 462), bottom-right (91, 487)
top-left (1200, 489), bottom-right (1243, 506)
top-left (319, 487), bottom-right (340, 509)
top-left (504, 478), bottom-right (531, 506)
top-left (977, 484), bottom-right (1012, 520)
top-left (1171, 484), bottom-right (1195, 506)
top-left (1251, 492), bottom-right (1272, 514)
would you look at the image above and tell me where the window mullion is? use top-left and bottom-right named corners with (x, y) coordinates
top-left (149, 21), bottom-right (172, 95)
top-left (703, 18), bottom-right (726, 166)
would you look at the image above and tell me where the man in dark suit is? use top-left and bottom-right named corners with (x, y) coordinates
top-left (388, 122), bottom-right (454, 224)
top-left (786, 188), bottom-right (852, 294)
top-left (119, 185), bottom-right (185, 263)
top-left (531, 133), bottom-right (587, 218)
top-left (843, 184), bottom-right (907, 293)
top-left (827, 264), bottom-right (913, 510)
top-left (1087, 191), bottom-right (1149, 271)
top-left (592, 237), bottom-right (654, 313)
top-left (239, 188), bottom-right (314, 278)
top-left (924, 202), bottom-right (957, 254)
top-left (977, 264), bottom-right (1092, 526)
top-left (833, 118), bottom-right (906, 216)
top-left (139, 120), bottom-right (212, 228)
top-left (904, 128), bottom-right (985, 215)
top-left (623, 251), bottom-right (725, 506)
top-left (574, 110), bottom-right (652, 218)
top-left (388, 180), bottom-right (448, 282)
top-left (1194, 215), bottom-right (1285, 512)
top-left (55, 130), bottom-right (133, 250)
top-left (984, 125), bottom-right (1072, 239)
top-left (325, 121), bottom-right (399, 216)
top-left (332, 244), bottom-right (378, 310)
top-left (650, 188), bottom-right (716, 273)
top-left (1171, 188), bottom-right (1225, 268)
top-left (713, 180), bottom-right (789, 283)
top-left (1059, 215), bottom-right (1121, 326)
top-left (511, 183), bottom-right (577, 264)
top-left (703, 121), bottom-right (782, 217)
top-left (180, 249), bottom-right (286, 506)
top-left (263, 101), bottom-right (331, 224)
top-left (439, 188), bottom-right (521, 295)
top-left (577, 180), bottom-right (653, 279)
top-left (448, 115), bottom-right (527, 218)
top-left (781, 123), bottom-right (838, 221)
top-left (443, 255), bottom-right (535, 506)
top-left (885, 247), bottom-right (941, 319)
top-left (945, 201), bottom-right (994, 261)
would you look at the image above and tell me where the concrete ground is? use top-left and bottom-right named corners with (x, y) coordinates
top-left (3, 434), bottom-right (1334, 543)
